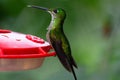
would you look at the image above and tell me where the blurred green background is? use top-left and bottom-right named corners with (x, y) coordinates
top-left (0, 0), bottom-right (120, 80)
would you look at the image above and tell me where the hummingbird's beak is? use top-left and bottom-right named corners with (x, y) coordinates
top-left (27, 5), bottom-right (48, 11)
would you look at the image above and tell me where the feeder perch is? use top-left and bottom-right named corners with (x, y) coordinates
top-left (0, 29), bottom-right (55, 71)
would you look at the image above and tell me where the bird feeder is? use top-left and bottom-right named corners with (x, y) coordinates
top-left (0, 29), bottom-right (55, 71)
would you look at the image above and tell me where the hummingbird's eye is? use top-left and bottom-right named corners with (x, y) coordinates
top-left (53, 10), bottom-right (57, 13)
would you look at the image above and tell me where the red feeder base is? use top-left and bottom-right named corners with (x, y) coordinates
top-left (0, 29), bottom-right (55, 71)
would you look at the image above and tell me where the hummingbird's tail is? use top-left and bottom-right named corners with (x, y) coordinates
top-left (56, 52), bottom-right (77, 80)
top-left (57, 55), bottom-right (77, 80)
top-left (69, 61), bottom-right (77, 80)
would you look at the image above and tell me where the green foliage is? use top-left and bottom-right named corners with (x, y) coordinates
top-left (0, 0), bottom-right (120, 80)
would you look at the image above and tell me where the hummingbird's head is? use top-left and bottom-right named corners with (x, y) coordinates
top-left (48, 8), bottom-right (66, 20)
top-left (28, 5), bottom-right (66, 20)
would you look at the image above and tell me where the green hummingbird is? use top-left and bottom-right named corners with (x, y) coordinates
top-left (28, 5), bottom-right (78, 80)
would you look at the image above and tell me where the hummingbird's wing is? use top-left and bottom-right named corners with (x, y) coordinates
top-left (50, 38), bottom-right (77, 80)
top-left (50, 39), bottom-right (71, 71)
top-left (62, 39), bottom-right (78, 69)
top-left (49, 34), bottom-right (77, 69)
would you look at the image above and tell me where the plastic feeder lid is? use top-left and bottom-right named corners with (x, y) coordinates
top-left (0, 29), bottom-right (55, 71)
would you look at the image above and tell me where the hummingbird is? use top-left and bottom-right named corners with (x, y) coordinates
top-left (28, 5), bottom-right (78, 80)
